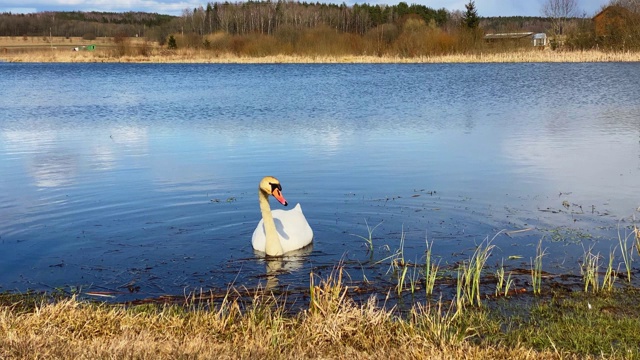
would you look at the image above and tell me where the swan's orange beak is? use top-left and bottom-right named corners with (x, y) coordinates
top-left (272, 188), bottom-right (288, 206)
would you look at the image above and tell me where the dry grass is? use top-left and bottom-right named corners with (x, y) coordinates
top-left (0, 35), bottom-right (148, 47)
top-left (2, 37), bottom-right (640, 63)
top-left (4, 49), bottom-right (640, 64)
top-left (0, 270), bottom-right (582, 360)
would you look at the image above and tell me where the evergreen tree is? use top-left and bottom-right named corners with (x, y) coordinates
top-left (462, 0), bottom-right (479, 29)
top-left (167, 35), bottom-right (177, 49)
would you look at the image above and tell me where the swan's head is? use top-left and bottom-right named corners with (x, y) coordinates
top-left (259, 176), bottom-right (288, 206)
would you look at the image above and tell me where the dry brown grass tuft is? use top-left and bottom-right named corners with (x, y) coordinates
top-left (0, 269), bottom-right (590, 360)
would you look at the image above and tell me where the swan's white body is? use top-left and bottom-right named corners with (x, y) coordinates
top-left (252, 203), bottom-right (313, 254)
top-left (251, 176), bottom-right (313, 256)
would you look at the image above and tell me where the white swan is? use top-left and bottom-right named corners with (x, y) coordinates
top-left (251, 176), bottom-right (313, 256)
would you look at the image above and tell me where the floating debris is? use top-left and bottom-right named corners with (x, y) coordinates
top-left (505, 228), bottom-right (533, 236)
top-left (85, 291), bottom-right (118, 298)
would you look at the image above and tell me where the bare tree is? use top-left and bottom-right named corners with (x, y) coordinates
top-left (541, 0), bottom-right (580, 35)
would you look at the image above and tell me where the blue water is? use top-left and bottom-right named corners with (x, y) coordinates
top-left (1, 63), bottom-right (639, 301)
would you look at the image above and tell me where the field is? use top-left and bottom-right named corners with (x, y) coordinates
top-left (2, 36), bottom-right (640, 63)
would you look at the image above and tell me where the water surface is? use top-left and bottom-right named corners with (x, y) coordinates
top-left (1, 63), bottom-right (639, 301)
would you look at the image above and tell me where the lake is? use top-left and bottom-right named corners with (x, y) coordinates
top-left (1, 62), bottom-right (639, 303)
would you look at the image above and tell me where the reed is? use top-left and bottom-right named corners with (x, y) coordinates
top-left (455, 266), bottom-right (466, 316)
top-left (617, 224), bottom-right (634, 283)
top-left (391, 227), bottom-right (408, 296)
top-left (580, 246), bottom-right (600, 293)
top-left (531, 239), bottom-right (547, 295)
top-left (4, 46), bottom-right (640, 64)
top-left (457, 237), bottom-right (495, 308)
top-left (397, 265), bottom-right (409, 296)
top-left (409, 259), bottom-right (420, 295)
top-left (634, 224), bottom-right (640, 257)
top-left (424, 240), bottom-right (440, 296)
top-left (351, 219), bottom-right (383, 255)
top-left (602, 247), bottom-right (618, 292)
top-left (495, 259), bottom-right (514, 297)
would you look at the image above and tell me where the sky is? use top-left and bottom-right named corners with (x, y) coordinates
top-left (0, 0), bottom-right (611, 18)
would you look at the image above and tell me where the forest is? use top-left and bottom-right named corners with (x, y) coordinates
top-left (1, 0), bottom-right (639, 58)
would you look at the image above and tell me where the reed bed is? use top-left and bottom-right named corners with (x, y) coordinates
top-left (3, 48), bottom-right (640, 63)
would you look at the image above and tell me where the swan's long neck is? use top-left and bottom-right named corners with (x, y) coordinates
top-left (259, 189), bottom-right (284, 256)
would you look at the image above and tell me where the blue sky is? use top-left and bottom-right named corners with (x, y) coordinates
top-left (1, 0), bottom-right (610, 17)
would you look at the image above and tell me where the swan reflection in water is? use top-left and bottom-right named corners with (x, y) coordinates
top-left (257, 245), bottom-right (314, 291)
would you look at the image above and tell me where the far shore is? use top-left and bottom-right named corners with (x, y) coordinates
top-left (3, 48), bottom-right (640, 64)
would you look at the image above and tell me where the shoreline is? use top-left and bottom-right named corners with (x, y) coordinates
top-left (3, 49), bottom-right (640, 64)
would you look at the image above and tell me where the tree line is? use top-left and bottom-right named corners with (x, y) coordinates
top-left (0, 2), bottom-right (450, 40)
top-left (0, 11), bottom-right (173, 39)
top-left (1, 0), bottom-right (639, 54)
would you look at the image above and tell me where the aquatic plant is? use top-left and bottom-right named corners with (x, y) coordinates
top-left (617, 224), bottom-right (635, 283)
top-left (634, 224), bottom-right (640, 257)
top-left (580, 246), bottom-right (600, 293)
top-left (531, 239), bottom-right (547, 295)
top-left (351, 219), bottom-right (383, 256)
top-left (409, 259), bottom-right (420, 295)
top-left (495, 259), bottom-right (513, 297)
top-left (393, 227), bottom-right (408, 296)
top-left (457, 237), bottom-right (495, 308)
top-left (602, 247), bottom-right (618, 292)
top-left (424, 239), bottom-right (440, 296)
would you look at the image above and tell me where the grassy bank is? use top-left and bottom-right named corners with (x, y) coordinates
top-left (4, 48), bottom-right (640, 63)
top-left (2, 269), bottom-right (640, 360)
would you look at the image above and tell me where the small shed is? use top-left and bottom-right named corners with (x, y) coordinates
top-left (484, 32), bottom-right (534, 41)
top-left (533, 33), bottom-right (548, 47)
